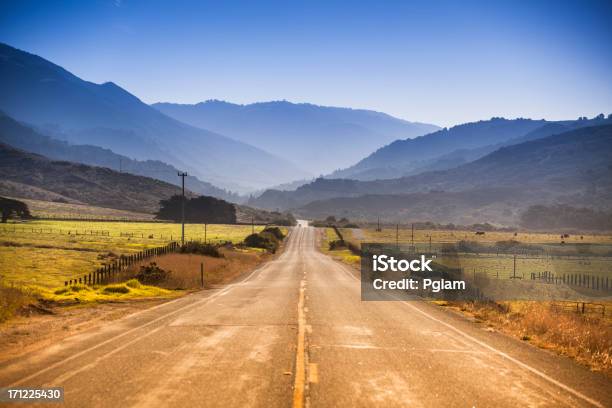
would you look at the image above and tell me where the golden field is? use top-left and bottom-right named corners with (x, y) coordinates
top-left (0, 220), bottom-right (266, 288)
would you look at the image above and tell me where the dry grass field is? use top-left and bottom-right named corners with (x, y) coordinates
top-left (340, 227), bottom-right (612, 280)
top-left (354, 226), bottom-right (612, 246)
top-left (0, 220), bottom-right (267, 289)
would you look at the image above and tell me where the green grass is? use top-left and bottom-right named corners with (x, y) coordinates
top-left (44, 281), bottom-right (175, 303)
top-left (321, 228), bottom-right (360, 266)
top-left (0, 220), bottom-right (267, 289)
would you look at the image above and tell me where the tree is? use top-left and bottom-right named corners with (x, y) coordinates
top-left (325, 215), bottom-right (337, 224)
top-left (0, 197), bottom-right (31, 223)
top-left (156, 195), bottom-right (236, 224)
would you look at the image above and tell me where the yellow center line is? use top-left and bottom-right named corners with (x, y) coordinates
top-left (292, 278), bottom-right (307, 408)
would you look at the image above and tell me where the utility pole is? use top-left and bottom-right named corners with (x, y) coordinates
top-left (119, 158), bottom-right (122, 173)
top-left (204, 223), bottom-right (207, 244)
top-left (377, 217), bottom-right (381, 232)
top-left (396, 224), bottom-right (399, 249)
top-left (252, 217), bottom-right (255, 234)
top-left (411, 223), bottom-right (414, 248)
top-left (178, 171), bottom-right (188, 246)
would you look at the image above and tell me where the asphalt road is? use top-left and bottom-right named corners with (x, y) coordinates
top-left (1, 223), bottom-right (610, 407)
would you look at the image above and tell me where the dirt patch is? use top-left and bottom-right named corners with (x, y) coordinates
top-left (123, 247), bottom-right (270, 289)
top-left (0, 299), bottom-right (167, 363)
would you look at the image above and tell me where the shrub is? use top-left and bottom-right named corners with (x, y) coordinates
top-left (126, 279), bottom-right (142, 289)
top-left (0, 282), bottom-right (32, 322)
top-left (136, 262), bottom-right (171, 284)
top-left (328, 239), bottom-right (346, 250)
top-left (103, 284), bottom-right (130, 294)
top-left (244, 232), bottom-right (279, 252)
top-left (494, 240), bottom-right (543, 253)
top-left (68, 284), bottom-right (90, 292)
top-left (262, 226), bottom-right (285, 240)
top-left (179, 241), bottom-right (223, 258)
top-left (441, 240), bottom-right (487, 253)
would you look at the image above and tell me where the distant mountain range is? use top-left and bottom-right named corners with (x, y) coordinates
top-left (153, 100), bottom-right (439, 174)
top-left (0, 42), bottom-right (308, 192)
top-left (330, 116), bottom-right (612, 181)
top-left (0, 111), bottom-right (241, 202)
top-left (250, 125), bottom-right (612, 223)
top-left (330, 118), bottom-right (548, 180)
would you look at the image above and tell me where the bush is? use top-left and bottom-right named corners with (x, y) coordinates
top-left (136, 262), bottom-right (171, 285)
top-left (103, 284), bottom-right (130, 294)
top-left (126, 279), bottom-right (142, 289)
top-left (262, 226), bottom-right (285, 240)
top-left (244, 232), bottom-right (279, 252)
top-left (179, 242), bottom-right (223, 258)
top-left (328, 239), bottom-right (346, 250)
top-left (0, 283), bottom-right (32, 322)
top-left (494, 240), bottom-right (543, 253)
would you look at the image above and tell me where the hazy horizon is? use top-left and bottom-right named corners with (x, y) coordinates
top-left (1, 0), bottom-right (611, 127)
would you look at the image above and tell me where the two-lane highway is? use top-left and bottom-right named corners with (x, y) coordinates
top-left (0, 223), bottom-right (610, 407)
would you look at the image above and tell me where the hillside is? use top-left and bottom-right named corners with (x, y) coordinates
top-left (250, 125), bottom-right (612, 221)
top-left (153, 100), bottom-right (439, 174)
top-left (0, 42), bottom-right (308, 192)
top-left (330, 117), bottom-right (547, 180)
top-left (0, 143), bottom-right (184, 213)
top-left (0, 144), bottom-right (296, 223)
top-left (404, 115), bottom-right (612, 177)
top-left (0, 112), bottom-right (240, 202)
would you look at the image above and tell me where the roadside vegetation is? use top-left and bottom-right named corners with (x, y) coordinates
top-left (243, 226), bottom-right (286, 252)
top-left (442, 300), bottom-right (612, 376)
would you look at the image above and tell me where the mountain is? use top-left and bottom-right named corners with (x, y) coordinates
top-left (250, 125), bottom-right (612, 222)
top-left (0, 111), bottom-right (242, 202)
top-left (0, 143), bottom-right (184, 213)
top-left (0, 143), bottom-right (296, 224)
top-left (330, 117), bottom-right (548, 180)
top-left (0, 42), bottom-right (309, 192)
top-left (153, 100), bottom-right (439, 174)
top-left (390, 115), bottom-right (612, 178)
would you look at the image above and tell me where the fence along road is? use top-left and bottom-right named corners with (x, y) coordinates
top-left (0, 223), bottom-right (611, 407)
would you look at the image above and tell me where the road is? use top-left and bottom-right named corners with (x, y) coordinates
top-left (0, 223), bottom-right (610, 407)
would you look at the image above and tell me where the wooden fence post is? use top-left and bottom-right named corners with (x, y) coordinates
top-left (201, 262), bottom-right (204, 288)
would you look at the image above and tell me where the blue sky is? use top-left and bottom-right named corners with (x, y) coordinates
top-left (1, 0), bottom-right (611, 127)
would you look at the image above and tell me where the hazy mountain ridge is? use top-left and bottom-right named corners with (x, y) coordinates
top-left (250, 125), bottom-right (612, 219)
top-left (330, 117), bottom-right (548, 180)
top-left (0, 111), bottom-right (241, 202)
top-left (153, 100), bottom-right (439, 174)
top-left (0, 42), bottom-right (308, 192)
top-left (388, 115), bottom-right (612, 178)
